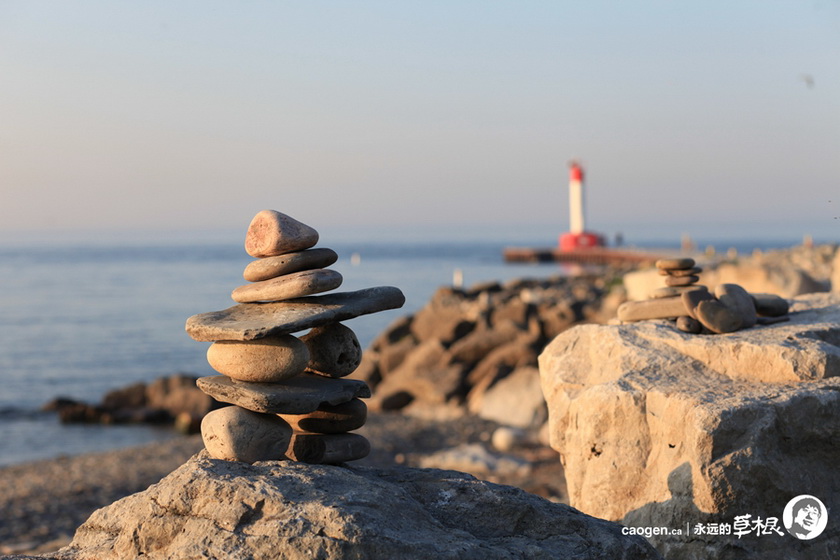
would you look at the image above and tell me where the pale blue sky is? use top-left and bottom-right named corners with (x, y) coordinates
top-left (1, 1), bottom-right (838, 244)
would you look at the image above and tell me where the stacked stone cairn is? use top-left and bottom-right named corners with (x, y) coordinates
top-left (617, 257), bottom-right (790, 334)
top-left (185, 210), bottom-right (405, 464)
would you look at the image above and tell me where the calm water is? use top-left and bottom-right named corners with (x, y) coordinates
top-left (0, 233), bottom-right (819, 465)
top-left (0, 237), bottom-right (582, 465)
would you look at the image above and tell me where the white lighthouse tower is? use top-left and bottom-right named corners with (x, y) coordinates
top-left (559, 161), bottom-right (605, 251)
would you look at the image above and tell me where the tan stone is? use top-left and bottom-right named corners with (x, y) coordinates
top-left (200, 406), bottom-right (292, 464)
top-left (244, 209), bottom-right (319, 258)
top-left (300, 323), bottom-right (362, 378)
top-left (617, 297), bottom-right (688, 322)
top-left (231, 269), bottom-right (343, 303)
top-left (206, 335), bottom-right (309, 382)
top-left (278, 398), bottom-right (367, 433)
top-left (243, 248), bottom-right (338, 282)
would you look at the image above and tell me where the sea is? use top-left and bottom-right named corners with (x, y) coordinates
top-left (0, 228), bottom-right (831, 466)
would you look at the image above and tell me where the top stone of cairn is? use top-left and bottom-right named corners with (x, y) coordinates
top-left (245, 210), bottom-right (319, 258)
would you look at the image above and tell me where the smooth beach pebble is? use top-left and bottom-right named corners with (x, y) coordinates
top-left (658, 266), bottom-right (702, 277)
top-left (206, 334), bottom-right (310, 383)
top-left (231, 269), bottom-right (343, 303)
top-left (285, 432), bottom-right (370, 464)
top-left (676, 316), bottom-right (703, 334)
top-left (664, 275), bottom-right (700, 287)
top-left (715, 283), bottom-right (757, 328)
top-left (656, 257), bottom-right (695, 270)
top-left (751, 293), bottom-right (790, 317)
top-left (279, 399), bottom-right (367, 434)
top-left (681, 289), bottom-right (715, 320)
top-left (694, 300), bottom-right (743, 334)
top-left (201, 406), bottom-right (293, 464)
top-left (300, 323), bottom-right (362, 378)
top-left (243, 248), bottom-right (339, 282)
top-left (244, 209), bottom-right (319, 258)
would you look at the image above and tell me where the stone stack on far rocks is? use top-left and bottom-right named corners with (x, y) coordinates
top-left (652, 257), bottom-right (704, 297)
top-left (186, 210), bottom-right (405, 465)
top-left (617, 256), bottom-right (790, 334)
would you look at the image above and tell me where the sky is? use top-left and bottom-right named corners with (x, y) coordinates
top-left (1, 1), bottom-right (838, 245)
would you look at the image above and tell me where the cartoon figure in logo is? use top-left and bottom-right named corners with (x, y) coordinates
top-left (786, 496), bottom-right (824, 539)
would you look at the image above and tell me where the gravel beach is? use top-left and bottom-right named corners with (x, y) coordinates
top-left (0, 410), bottom-right (566, 556)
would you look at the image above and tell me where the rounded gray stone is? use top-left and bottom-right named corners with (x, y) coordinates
top-left (243, 248), bottom-right (339, 282)
top-left (658, 266), bottom-right (702, 277)
top-left (201, 406), bottom-right (293, 464)
top-left (300, 323), bottom-right (362, 378)
top-left (695, 300), bottom-right (743, 334)
top-left (656, 257), bottom-right (695, 270)
top-left (676, 316), bottom-right (702, 334)
top-left (231, 269), bottom-right (343, 303)
top-left (665, 275), bottom-right (700, 287)
top-left (715, 283), bottom-right (757, 328)
top-left (751, 293), bottom-right (790, 317)
top-left (681, 289), bottom-right (715, 320)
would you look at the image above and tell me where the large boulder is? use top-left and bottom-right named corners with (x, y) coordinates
top-left (47, 451), bottom-right (660, 560)
top-left (539, 293), bottom-right (840, 559)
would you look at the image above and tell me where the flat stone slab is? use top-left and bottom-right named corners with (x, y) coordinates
top-left (196, 374), bottom-right (371, 414)
top-left (186, 286), bottom-right (405, 341)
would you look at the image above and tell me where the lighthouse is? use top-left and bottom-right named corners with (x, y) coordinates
top-left (558, 162), bottom-right (605, 251)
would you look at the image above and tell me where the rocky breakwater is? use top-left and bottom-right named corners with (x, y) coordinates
top-left (186, 210), bottom-right (405, 464)
top-left (354, 274), bottom-right (614, 429)
top-left (540, 281), bottom-right (840, 559)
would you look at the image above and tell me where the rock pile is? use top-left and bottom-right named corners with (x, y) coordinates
top-left (354, 275), bottom-right (613, 428)
top-left (617, 257), bottom-right (789, 334)
top-left (186, 210), bottom-right (405, 465)
top-left (42, 373), bottom-right (219, 433)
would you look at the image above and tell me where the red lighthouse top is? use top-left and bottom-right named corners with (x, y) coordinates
top-left (569, 162), bottom-right (583, 182)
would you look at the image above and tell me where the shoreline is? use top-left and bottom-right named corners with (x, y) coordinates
top-left (0, 410), bottom-right (566, 556)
